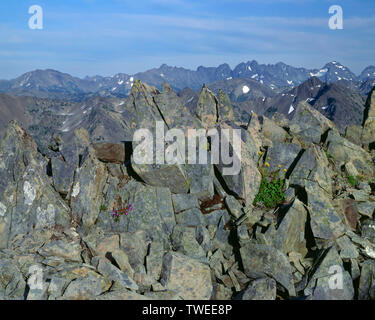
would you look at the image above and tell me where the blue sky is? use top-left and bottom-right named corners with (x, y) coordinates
top-left (0, 0), bottom-right (374, 79)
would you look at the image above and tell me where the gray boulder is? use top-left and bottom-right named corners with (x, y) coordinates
top-left (0, 258), bottom-right (26, 300)
top-left (267, 141), bottom-right (301, 173)
top-left (265, 199), bottom-right (308, 257)
top-left (290, 101), bottom-right (338, 145)
top-left (326, 129), bottom-right (375, 179)
top-left (305, 181), bottom-right (346, 241)
top-left (305, 246), bottom-right (354, 300)
top-left (160, 251), bottom-right (212, 300)
top-left (97, 257), bottom-right (138, 291)
top-left (358, 259), bottom-right (375, 300)
top-left (237, 277), bottom-right (276, 300)
top-left (0, 121), bottom-right (71, 249)
top-left (240, 241), bottom-right (296, 296)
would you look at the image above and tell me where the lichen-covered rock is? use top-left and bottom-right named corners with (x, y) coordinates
top-left (215, 122), bottom-right (261, 206)
top-left (345, 125), bottom-right (363, 145)
top-left (354, 201), bottom-right (375, 218)
top-left (145, 241), bottom-right (164, 282)
top-left (123, 184), bottom-right (175, 243)
top-left (267, 141), bottom-right (301, 172)
top-left (361, 220), bottom-right (375, 244)
top-left (96, 181), bottom-right (175, 248)
top-left (237, 277), bottom-right (276, 300)
top-left (204, 209), bottom-right (230, 227)
top-left (336, 235), bottom-right (359, 259)
top-left (47, 276), bottom-right (68, 300)
top-left (38, 239), bottom-right (82, 262)
top-left (171, 193), bottom-right (199, 213)
top-left (306, 181), bottom-right (346, 240)
top-left (247, 111), bottom-right (262, 151)
top-left (305, 246), bottom-right (354, 300)
top-left (0, 121), bottom-right (71, 249)
top-left (240, 241), bottom-right (296, 296)
top-left (225, 195), bottom-right (243, 219)
top-left (265, 199), bottom-right (308, 257)
top-left (326, 130), bottom-right (375, 179)
top-left (111, 249), bottom-right (135, 279)
top-left (51, 144), bottom-right (78, 195)
top-left (82, 233), bottom-right (120, 258)
top-left (171, 225), bottom-right (207, 263)
top-left (70, 146), bottom-right (108, 231)
top-left (125, 82), bottom-right (192, 193)
top-left (290, 101), bottom-right (338, 145)
top-left (195, 225), bottom-right (212, 252)
top-left (119, 231), bottom-right (149, 272)
top-left (131, 162), bottom-right (190, 194)
top-left (358, 259), bottom-right (375, 300)
top-left (261, 117), bottom-right (288, 144)
top-left (160, 251), bottom-right (212, 300)
top-left (62, 275), bottom-right (107, 300)
top-left (9, 228), bottom-right (55, 255)
top-left (124, 80), bottom-right (163, 133)
top-left (196, 85), bottom-right (218, 129)
top-left (289, 145), bottom-right (333, 194)
top-left (0, 258), bottom-right (26, 300)
top-left (154, 83), bottom-right (202, 129)
top-left (175, 207), bottom-right (206, 227)
top-left (124, 81), bottom-right (198, 194)
top-left (185, 163), bottom-right (215, 201)
top-left (96, 257), bottom-right (138, 291)
top-left (218, 89), bottom-right (235, 123)
top-left (212, 215), bottom-right (232, 258)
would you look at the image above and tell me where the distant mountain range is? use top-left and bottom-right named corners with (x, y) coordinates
top-left (0, 75), bottom-right (368, 151)
top-left (1, 60), bottom-right (375, 101)
top-left (178, 76), bottom-right (366, 132)
top-left (249, 77), bottom-right (365, 132)
top-left (0, 59), bottom-right (374, 148)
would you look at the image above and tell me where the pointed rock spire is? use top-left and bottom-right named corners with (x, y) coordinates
top-left (218, 89), bottom-right (234, 123)
top-left (195, 85), bottom-right (218, 129)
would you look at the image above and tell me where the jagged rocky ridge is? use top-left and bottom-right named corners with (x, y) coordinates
top-left (0, 76), bottom-right (365, 150)
top-left (1, 61), bottom-right (374, 101)
top-left (0, 81), bottom-right (375, 300)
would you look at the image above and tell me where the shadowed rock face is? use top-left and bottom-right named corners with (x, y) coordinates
top-left (0, 81), bottom-right (374, 301)
top-left (362, 87), bottom-right (375, 148)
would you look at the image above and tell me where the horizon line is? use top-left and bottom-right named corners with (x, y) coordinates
top-left (2, 59), bottom-right (374, 81)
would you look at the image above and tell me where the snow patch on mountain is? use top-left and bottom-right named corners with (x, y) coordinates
top-left (310, 68), bottom-right (328, 77)
top-left (242, 85), bottom-right (250, 94)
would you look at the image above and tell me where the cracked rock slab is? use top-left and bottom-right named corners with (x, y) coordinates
top-left (160, 251), bottom-right (212, 300)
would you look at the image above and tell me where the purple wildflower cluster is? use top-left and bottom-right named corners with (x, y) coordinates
top-left (111, 204), bottom-right (133, 222)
